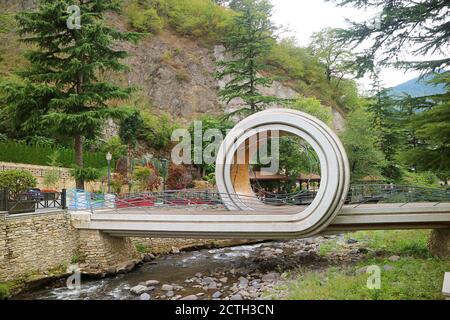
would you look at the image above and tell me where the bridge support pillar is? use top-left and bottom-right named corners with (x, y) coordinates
top-left (429, 229), bottom-right (450, 258)
top-left (77, 230), bottom-right (140, 275)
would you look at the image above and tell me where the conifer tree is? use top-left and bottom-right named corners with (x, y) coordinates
top-left (216, 0), bottom-right (279, 116)
top-left (5, 0), bottom-right (141, 189)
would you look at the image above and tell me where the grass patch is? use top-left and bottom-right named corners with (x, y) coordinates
top-left (346, 230), bottom-right (431, 258)
top-left (0, 283), bottom-right (10, 299)
top-left (135, 242), bottom-right (148, 254)
top-left (275, 230), bottom-right (450, 300)
top-left (318, 241), bottom-right (343, 257)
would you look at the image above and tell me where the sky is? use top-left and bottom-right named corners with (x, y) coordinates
top-left (270, 0), bottom-right (424, 92)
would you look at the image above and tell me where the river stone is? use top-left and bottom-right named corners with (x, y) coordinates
top-left (251, 280), bottom-right (261, 290)
top-left (140, 293), bottom-right (151, 301)
top-left (212, 291), bottom-right (223, 299)
top-left (166, 291), bottom-right (175, 297)
top-left (162, 284), bottom-right (174, 291)
top-left (172, 247), bottom-right (181, 254)
top-left (347, 238), bottom-right (358, 244)
top-left (219, 277), bottom-right (228, 283)
top-left (143, 253), bottom-right (155, 262)
top-left (145, 280), bottom-right (160, 286)
top-left (388, 255), bottom-right (401, 262)
top-left (239, 277), bottom-right (249, 289)
top-left (383, 265), bottom-right (395, 271)
top-left (230, 294), bottom-right (243, 300)
top-left (181, 295), bottom-right (198, 300)
top-left (130, 285), bottom-right (150, 295)
top-left (262, 272), bottom-right (280, 283)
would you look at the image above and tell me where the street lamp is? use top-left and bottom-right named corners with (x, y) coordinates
top-left (161, 158), bottom-right (169, 192)
top-left (106, 152), bottom-right (112, 194)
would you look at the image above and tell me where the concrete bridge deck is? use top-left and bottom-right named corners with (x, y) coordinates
top-left (71, 202), bottom-right (450, 239)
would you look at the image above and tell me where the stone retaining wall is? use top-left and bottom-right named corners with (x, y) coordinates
top-left (0, 211), bottom-right (79, 282)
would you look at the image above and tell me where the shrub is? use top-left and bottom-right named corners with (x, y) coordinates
top-left (125, 1), bottom-right (164, 33)
top-left (70, 166), bottom-right (103, 184)
top-left (133, 165), bottom-right (161, 191)
top-left (0, 283), bottom-right (10, 300)
top-left (0, 141), bottom-right (109, 169)
top-left (0, 169), bottom-right (37, 197)
top-left (141, 111), bottom-right (177, 151)
top-left (288, 96), bottom-right (333, 125)
top-left (166, 163), bottom-right (193, 190)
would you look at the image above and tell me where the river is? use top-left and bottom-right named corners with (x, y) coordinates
top-left (15, 236), bottom-right (346, 300)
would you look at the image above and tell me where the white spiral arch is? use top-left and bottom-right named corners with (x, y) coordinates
top-left (215, 109), bottom-right (350, 237)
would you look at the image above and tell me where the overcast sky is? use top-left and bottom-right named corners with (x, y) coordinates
top-left (270, 0), bottom-right (423, 92)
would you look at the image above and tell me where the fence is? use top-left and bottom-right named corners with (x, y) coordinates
top-left (0, 188), bottom-right (67, 214)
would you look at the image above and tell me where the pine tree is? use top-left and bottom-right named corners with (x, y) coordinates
top-left (367, 71), bottom-right (402, 180)
top-left (5, 0), bottom-right (141, 189)
top-left (216, 0), bottom-right (280, 116)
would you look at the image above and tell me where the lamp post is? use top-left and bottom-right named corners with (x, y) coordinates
top-left (161, 158), bottom-right (169, 192)
top-left (106, 152), bottom-right (112, 194)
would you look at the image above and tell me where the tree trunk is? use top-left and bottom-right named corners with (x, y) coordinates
top-left (75, 134), bottom-right (84, 190)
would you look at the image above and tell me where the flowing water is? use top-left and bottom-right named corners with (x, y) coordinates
top-left (15, 236), bottom-right (343, 300)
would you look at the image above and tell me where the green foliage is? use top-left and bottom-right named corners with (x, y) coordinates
top-left (400, 171), bottom-right (440, 189)
top-left (132, 165), bottom-right (161, 191)
top-left (188, 115), bottom-right (234, 174)
top-left (309, 27), bottom-right (356, 83)
top-left (216, 0), bottom-right (281, 116)
top-left (70, 166), bottom-right (103, 184)
top-left (368, 77), bottom-right (403, 181)
top-left (288, 96), bottom-right (332, 125)
top-left (119, 109), bottom-right (144, 150)
top-left (101, 137), bottom-right (127, 162)
top-left (341, 107), bottom-right (384, 182)
top-left (141, 111), bottom-right (177, 151)
top-left (0, 283), bottom-right (10, 299)
top-left (125, 1), bottom-right (164, 33)
top-left (276, 230), bottom-right (448, 300)
top-left (336, 0), bottom-right (449, 74)
top-left (135, 242), bottom-right (148, 254)
top-left (165, 0), bottom-right (234, 42)
top-left (0, 141), bottom-right (108, 169)
top-left (4, 0), bottom-right (142, 189)
top-left (0, 169), bottom-right (37, 196)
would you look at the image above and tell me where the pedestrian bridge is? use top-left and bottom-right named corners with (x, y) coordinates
top-left (71, 109), bottom-right (450, 239)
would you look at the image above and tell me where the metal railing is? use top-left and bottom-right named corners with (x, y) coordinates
top-left (347, 184), bottom-right (450, 206)
top-left (0, 189), bottom-right (67, 214)
top-left (66, 184), bottom-right (450, 214)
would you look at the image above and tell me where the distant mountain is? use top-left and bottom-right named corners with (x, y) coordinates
top-left (389, 74), bottom-right (446, 98)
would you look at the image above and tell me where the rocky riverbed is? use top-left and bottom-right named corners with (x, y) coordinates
top-left (15, 234), bottom-right (372, 300)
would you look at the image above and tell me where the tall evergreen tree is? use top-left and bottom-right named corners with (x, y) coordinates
top-left (367, 71), bottom-right (402, 180)
top-left (4, 0), bottom-right (141, 189)
top-left (216, 0), bottom-right (280, 116)
top-left (332, 0), bottom-right (450, 74)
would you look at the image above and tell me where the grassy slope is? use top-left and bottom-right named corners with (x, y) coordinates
top-left (273, 230), bottom-right (450, 300)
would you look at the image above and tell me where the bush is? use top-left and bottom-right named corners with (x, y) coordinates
top-left (0, 169), bottom-right (37, 197)
top-left (166, 163), bottom-right (193, 190)
top-left (0, 283), bottom-right (10, 300)
top-left (133, 165), bottom-right (161, 191)
top-left (125, 1), bottom-right (164, 33)
top-left (288, 96), bottom-right (333, 125)
top-left (70, 166), bottom-right (103, 184)
top-left (141, 111), bottom-right (177, 151)
top-left (0, 141), bottom-right (108, 169)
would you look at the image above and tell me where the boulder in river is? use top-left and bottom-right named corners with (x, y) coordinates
top-left (145, 280), bottom-right (160, 286)
top-left (162, 284), bottom-right (174, 291)
top-left (140, 293), bottom-right (151, 300)
top-left (181, 295), bottom-right (198, 300)
top-left (130, 285), bottom-right (150, 295)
